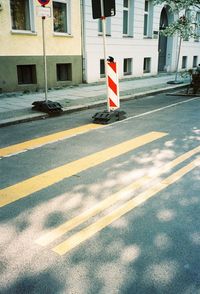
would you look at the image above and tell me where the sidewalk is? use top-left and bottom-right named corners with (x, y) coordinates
top-left (0, 74), bottom-right (189, 127)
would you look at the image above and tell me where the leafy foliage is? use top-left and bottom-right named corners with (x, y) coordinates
top-left (154, 0), bottom-right (200, 39)
top-left (154, 0), bottom-right (200, 11)
top-left (160, 15), bottom-right (198, 39)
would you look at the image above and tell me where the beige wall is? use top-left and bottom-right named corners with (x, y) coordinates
top-left (0, 1), bottom-right (83, 92)
top-left (0, 0), bottom-right (82, 56)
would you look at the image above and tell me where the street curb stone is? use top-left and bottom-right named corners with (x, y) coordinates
top-left (0, 83), bottom-right (188, 128)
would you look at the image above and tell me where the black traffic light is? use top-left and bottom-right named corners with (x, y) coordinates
top-left (91, 0), bottom-right (116, 19)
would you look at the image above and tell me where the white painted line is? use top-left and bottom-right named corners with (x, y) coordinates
top-left (119, 97), bottom-right (199, 124)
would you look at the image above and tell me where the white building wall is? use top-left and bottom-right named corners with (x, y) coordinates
top-left (83, 0), bottom-right (200, 83)
top-left (83, 0), bottom-right (159, 83)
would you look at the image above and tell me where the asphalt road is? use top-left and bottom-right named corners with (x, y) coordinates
top-left (0, 92), bottom-right (200, 294)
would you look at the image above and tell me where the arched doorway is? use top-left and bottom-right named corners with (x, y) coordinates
top-left (158, 8), bottom-right (168, 72)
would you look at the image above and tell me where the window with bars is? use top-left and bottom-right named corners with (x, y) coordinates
top-left (57, 63), bottom-right (72, 81)
top-left (17, 65), bottom-right (37, 84)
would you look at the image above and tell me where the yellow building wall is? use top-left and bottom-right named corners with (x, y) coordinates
top-left (0, 0), bottom-right (82, 56)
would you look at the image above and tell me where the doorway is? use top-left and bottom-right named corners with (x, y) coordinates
top-left (158, 8), bottom-right (168, 72)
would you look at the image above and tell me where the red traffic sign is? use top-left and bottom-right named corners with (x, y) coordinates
top-left (37, 0), bottom-right (50, 6)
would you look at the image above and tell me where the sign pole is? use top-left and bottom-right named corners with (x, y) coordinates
top-left (32, 0), bottom-right (62, 113)
top-left (92, 0), bottom-right (126, 124)
top-left (100, 0), bottom-right (110, 112)
top-left (42, 15), bottom-right (48, 103)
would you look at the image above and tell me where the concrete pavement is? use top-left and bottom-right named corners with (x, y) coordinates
top-left (0, 73), bottom-right (189, 127)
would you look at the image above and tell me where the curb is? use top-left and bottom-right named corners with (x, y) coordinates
top-left (0, 83), bottom-right (188, 128)
top-left (0, 113), bottom-right (48, 128)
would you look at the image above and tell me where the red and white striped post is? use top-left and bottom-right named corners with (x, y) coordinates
top-left (100, 0), bottom-right (120, 112)
top-left (92, 0), bottom-right (126, 124)
top-left (106, 59), bottom-right (120, 111)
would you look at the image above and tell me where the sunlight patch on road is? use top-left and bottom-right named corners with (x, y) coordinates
top-left (52, 158), bottom-right (199, 255)
top-left (0, 132), bottom-right (167, 208)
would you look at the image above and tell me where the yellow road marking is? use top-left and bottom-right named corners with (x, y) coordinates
top-left (52, 158), bottom-right (199, 255)
top-left (36, 145), bottom-right (200, 247)
top-left (0, 124), bottom-right (101, 157)
top-left (0, 132), bottom-right (167, 208)
top-left (35, 177), bottom-right (149, 246)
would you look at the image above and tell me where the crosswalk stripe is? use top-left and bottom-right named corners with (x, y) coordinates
top-left (35, 145), bottom-right (200, 246)
top-left (0, 124), bottom-right (101, 158)
top-left (0, 131), bottom-right (167, 208)
top-left (52, 157), bottom-right (200, 255)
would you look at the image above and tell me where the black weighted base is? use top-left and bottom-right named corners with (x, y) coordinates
top-left (92, 110), bottom-right (126, 124)
top-left (167, 80), bottom-right (183, 85)
top-left (32, 100), bottom-right (63, 115)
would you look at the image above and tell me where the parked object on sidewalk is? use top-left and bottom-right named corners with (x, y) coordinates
top-left (0, 74), bottom-right (189, 128)
top-left (92, 110), bottom-right (126, 124)
top-left (32, 100), bottom-right (63, 114)
top-left (186, 73), bottom-right (200, 94)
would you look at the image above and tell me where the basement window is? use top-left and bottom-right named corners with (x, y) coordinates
top-left (17, 65), bottom-right (37, 84)
top-left (182, 56), bottom-right (187, 69)
top-left (143, 57), bottom-right (151, 73)
top-left (57, 63), bottom-right (72, 81)
top-left (124, 58), bottom-right (132, 75)
top-left (100, 59), bottom-right (105, 78)
top-left (193, 56), bottom-right (198, 68)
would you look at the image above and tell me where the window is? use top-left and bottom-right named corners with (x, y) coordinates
top-left (17, 65), bottom-right (37, 84)
top-left (143, 57), bottom-right (151, 73)
top-left (144, 0), bottom-right (149, 36)
top-left (100, 59), bottom-right (105, 78)
top-left (183, 10), bottom-right (191, 41)
top-left (124, 58), bottom-right (132, 75)
top-left (193, 56), bottom-right (198, 68)
top-left (122, 0), bottom-right (134, 36)
top-left (57, 63), bottom-right (72, 81)
top-left (123, 0), bottom-right (129, 35)
top-left (144, 0), bottom-right (153, 37)
top-left (195, 12), bottom-right (200, 41)
top-left (98, 17), bottom-right (111, 36)
top-left (182, 56), bottom-right (187, 69)
top-left (53, 0), bottom-right (70, 33)
top-left (10, 0), bottom-right (34, 31)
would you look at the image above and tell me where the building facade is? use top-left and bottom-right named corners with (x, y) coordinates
top-left (0, 0), bottom-right (82, 93)
top-left (0, 1), bottom-right (200, 93)
top-left (82, 0), bottom-right (200, 83)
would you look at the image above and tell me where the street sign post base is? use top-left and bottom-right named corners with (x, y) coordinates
top-left (167, 80), bottom-right (184, 85)
top-left (92, 110), bottom-right (126, 124)
top-left (32, 100), bottom-right (63, 115)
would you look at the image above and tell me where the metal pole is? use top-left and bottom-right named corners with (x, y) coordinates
top-left (100, 0), bottom-right (110, 112)
top-left (42, 16), bottom-right (48, 102)
top-left (175, 36), bottom-right (182, 83)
